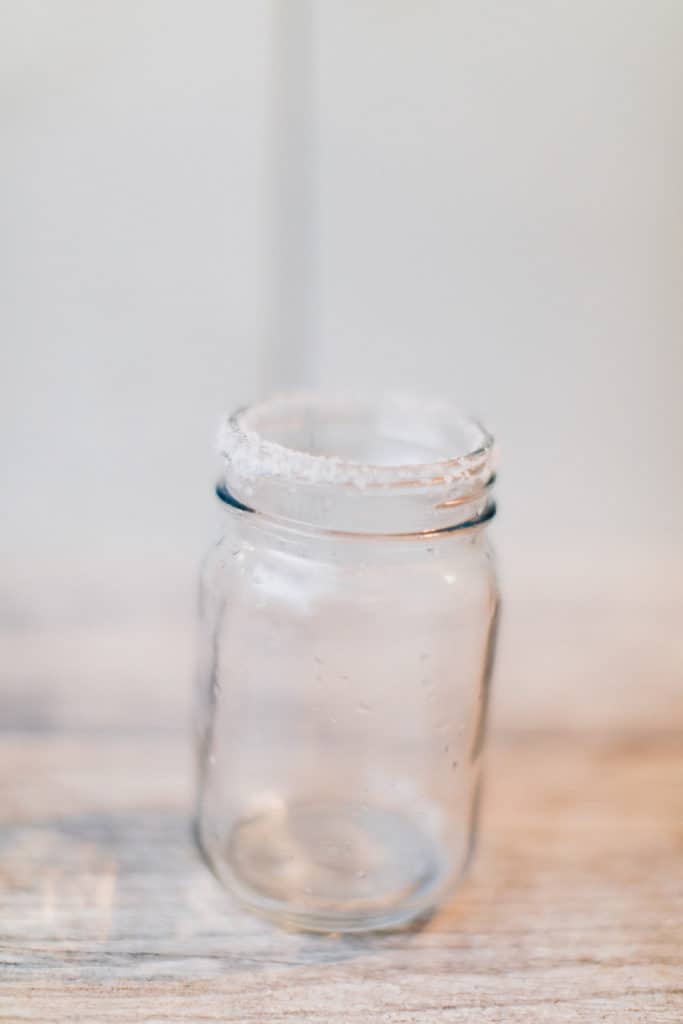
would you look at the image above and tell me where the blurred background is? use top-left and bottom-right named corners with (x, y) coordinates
top-left (2, 1), bottom-right (682, 734)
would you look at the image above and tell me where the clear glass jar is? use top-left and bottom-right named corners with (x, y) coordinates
top-left (196, 394), bottom-right (499, 933)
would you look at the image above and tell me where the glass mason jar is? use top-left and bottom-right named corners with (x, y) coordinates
top-left (196, 394), bottom-right (499, 933)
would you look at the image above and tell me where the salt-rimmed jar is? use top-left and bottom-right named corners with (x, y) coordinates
top-left (196, 393), bottom-right (499, 933)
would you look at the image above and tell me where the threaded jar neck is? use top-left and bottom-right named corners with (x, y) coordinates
top-left (217, 393), bottom-right (496, 536)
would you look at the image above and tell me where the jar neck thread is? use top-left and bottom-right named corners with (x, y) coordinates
top-left (218, 393), bottom-right (496, 536)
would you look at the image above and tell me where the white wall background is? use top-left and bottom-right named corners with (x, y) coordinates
top-left (2, 0), bottom-right (682, 644)
top-left (314, 2), bottom-right (683, 562)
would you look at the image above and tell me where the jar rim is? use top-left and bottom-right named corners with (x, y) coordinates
top-left (217, 392), bottom-right (495, 491)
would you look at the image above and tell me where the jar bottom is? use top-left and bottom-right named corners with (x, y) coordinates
top-left (200, 798), bottom-right (458, 933)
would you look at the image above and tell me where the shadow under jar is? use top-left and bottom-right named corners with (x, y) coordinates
top-left (196, 393), bottom-right (499, 933)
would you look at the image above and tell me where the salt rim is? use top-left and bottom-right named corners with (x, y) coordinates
top-left (217, 393), bottom-right (495, 490)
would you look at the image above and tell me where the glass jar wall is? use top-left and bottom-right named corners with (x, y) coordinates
top-left (196, 393), bottom-right (499, 933)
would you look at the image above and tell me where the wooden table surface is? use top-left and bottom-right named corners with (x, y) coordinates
top-left (1, 597), bottom-right (682, 1022)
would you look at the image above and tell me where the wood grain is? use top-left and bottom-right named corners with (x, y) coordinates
top-left (1, 726), bottom-right (681, 1022)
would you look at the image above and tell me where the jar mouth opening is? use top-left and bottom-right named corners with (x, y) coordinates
top-left (218, 392), bottom-right (495, 491)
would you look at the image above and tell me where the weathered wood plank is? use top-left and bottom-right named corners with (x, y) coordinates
top-left (1, 733), bottom-right (681, 1021)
